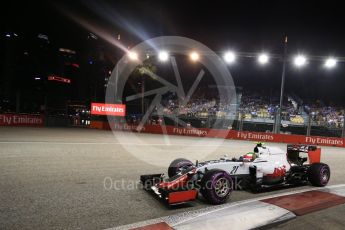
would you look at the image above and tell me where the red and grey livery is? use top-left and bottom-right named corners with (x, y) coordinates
top-left (140, 143), bottom-right (330, 205)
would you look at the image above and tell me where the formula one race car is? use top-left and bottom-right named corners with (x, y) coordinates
top-left (140, 143), bottom-right (330, 205)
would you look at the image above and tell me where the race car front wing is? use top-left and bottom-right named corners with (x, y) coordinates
top-left (140, 172), bottom-right (198, 205)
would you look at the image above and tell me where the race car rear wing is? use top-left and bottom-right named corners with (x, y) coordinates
top-left (287, 144), bottom-right (317, 152)
top-left (287, 144), bottom-right (321, 165)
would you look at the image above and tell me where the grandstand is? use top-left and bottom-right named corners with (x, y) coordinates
top-left (128, 86), bottom-right (344, 138)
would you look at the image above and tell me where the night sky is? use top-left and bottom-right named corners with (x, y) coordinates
top-left (3, 0), bottom-right (345, 104)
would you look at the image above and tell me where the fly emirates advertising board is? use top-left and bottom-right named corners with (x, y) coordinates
top-left (91, 103), bottom-right (126, 117)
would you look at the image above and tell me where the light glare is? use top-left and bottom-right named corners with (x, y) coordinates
top-left (224, 52), bottom-right (236, 63)
top-left (158, 51), bottom-right (169, 62)
top-left (325, 58), bottom-right (337, 68)
top-left (128, 51), bottom-right (138, 60)
top-left (190, 51), bottom-right (199, 61)
top-left (258, 53), bottom-right (269, 64)
top-left (294, 55), bottom-right (307, 67)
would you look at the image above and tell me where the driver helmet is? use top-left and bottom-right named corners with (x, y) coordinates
top-left (243, 152), bottom-right (256, 161)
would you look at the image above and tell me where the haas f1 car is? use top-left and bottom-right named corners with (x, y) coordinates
top-left (140, 143), bottom-right (330, 205)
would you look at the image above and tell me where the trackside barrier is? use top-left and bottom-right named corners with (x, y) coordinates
top-left (90, 121), bottom-right (345, 148)
top-left (0, 113), bottom-right (44, 127)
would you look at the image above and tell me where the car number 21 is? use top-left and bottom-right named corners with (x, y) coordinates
top-left (230, 166), bottom-right (239, 174)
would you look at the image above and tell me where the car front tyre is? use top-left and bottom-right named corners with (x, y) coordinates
top-left (200, 169), bottom-right (233, 205)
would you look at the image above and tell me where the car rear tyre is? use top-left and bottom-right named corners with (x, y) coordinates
top-left (168, 158), bottom-right (193, 178)
top-left (308, 163), bottom-right (330, 187)
top-left (200, 169), bottom-right (233, 205)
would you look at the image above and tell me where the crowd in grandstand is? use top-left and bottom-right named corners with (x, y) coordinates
top-left (238, 90), bottom-right (304, 123)
top-left (238, 92), bottom-right (275, 119)
top-left (159, 89), bottom-right (232, 118)
top-left (306, 105), bottom-right (344, 128)
top-left (152, 88), bottom-right (344, 128)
